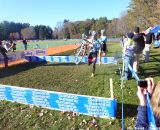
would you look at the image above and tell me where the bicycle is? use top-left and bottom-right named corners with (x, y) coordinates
top-left (75, 39), bottom-right (91, 64)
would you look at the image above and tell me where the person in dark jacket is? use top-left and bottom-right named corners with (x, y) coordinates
top-left (23, 39), bottom-right (27, 50)
top-left (135, 78), bottom-right (160, 129)
top-left (10, 40), bottom-right (16, 52)
top-left (133, 27), bottom-right (145, 73)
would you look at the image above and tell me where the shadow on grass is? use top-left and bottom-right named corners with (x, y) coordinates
top-left (139, 53), bottom-right (160, 77)
top-left (150, 55), bottom-right (160, 63)
top-left (139, 65), bottom-right (160, 77)
top-left (117, 103), bottom-right (138, 119)
top-left (0, 62), bottom-right (47, 78)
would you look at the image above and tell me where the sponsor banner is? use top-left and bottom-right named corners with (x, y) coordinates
top-left (25, 56), bottom-right (117, 64)
top-left (0, 84), bottom-right (117, 119)
top-left (24, 49), bottom-right (47, 56)
top-left (0, 49), bottom-right (46, 64)
top-left (0, 52), bottom-right (25, 63)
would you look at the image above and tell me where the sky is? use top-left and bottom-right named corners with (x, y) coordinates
top-left (0, 0), bottom-right (131, 29)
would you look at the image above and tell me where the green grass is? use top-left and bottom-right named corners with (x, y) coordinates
top-left (1, 43), bottom-right (160, 130)
top-left (15, 39), bottom-right (78, 51)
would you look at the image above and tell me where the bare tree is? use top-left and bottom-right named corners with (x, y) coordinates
top-left (21, 26), bottom-right (36, 40)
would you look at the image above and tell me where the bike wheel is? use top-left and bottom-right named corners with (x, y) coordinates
top-left (75, 44), bottom-right (86, 64)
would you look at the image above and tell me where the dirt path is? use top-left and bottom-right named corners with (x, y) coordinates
top-left (0, 44), bottom-right (78, 68)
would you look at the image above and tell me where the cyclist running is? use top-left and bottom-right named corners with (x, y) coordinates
top-left (88, 31), bottom-right (101, 77)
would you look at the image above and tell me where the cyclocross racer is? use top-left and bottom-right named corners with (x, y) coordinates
top-left (88, 31), bottom-right (101, 77)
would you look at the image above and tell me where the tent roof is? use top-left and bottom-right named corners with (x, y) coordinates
top-left (151, 25), bottom-right (160, 34)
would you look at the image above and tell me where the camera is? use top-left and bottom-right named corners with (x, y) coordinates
top-left (138, 80), bottom-right (148, 88)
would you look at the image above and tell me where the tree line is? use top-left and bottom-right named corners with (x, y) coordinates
top-left (0, 0), bottom-right (160, 40)
top-left (0, 21), bottom-right (53, 40)
top-left (118, 0), bottom-right (160, 34)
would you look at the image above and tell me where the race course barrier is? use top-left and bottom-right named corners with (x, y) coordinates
top-left (0, 44), bottom-right (79, 68)
top-left (25, 56), bottom-right (117, 64)
top-left (124, 58), bottom-right (156, 128)
top-left (0, 84), bottom-right (117, 119)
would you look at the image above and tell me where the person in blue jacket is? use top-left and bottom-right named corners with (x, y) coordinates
top-left (135, 78), bottom-right (160, 129)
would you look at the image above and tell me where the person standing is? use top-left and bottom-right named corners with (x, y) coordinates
top-left (143, 27), bottom-right (153, 62)
top-left (99, 29), bottom-right (107, 56)
top-left (121, 35), bottom-right (127, 48)
top-left (133, 27), bottom-right (145, 73)
top-left (23, 39), bottom-right (27, 50)
top-left (10, 40), bottom-right (16, 52)
top-left (12, 40), bottom-right (16, 52)
top-left (123, 32), bottom-right (135, 80)
top-left (0, 40), bottom-right (8, 68)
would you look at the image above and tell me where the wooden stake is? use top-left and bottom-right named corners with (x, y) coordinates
top-left (110, 78), bottom-right (114, 99)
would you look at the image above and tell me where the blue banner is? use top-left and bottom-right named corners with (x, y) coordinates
top-left (124, 58), bottom-right (157, 128)
top-left (146, 94), bottom-right (157, 129)
top-left (25, 56), bottom-right (117, 64)
top-left (24, 49), bottom-right (47, 56)
top-left (0, 84), bottom-right (117, 119)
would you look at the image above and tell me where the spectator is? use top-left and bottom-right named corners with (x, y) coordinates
top-left (133, 27), bottom-right (145, 73)
top-left (143, 27), bottom-right (153, 62)
top-left (121, 35), bottom-right (127, 48)
top-left (12, 40), bottom-right (16, 52)
top-left (88, 31), bottom-right (101, 77)
top-left (23, 39), bottom-right (27, 50)
top-left (123, 32), bottom-right (135, 80)
top-left (0, 40), bottom-right (8, 68)
top-left (9, 40), bottom-right (16, 52)
top-left (135, 78), bottom-right (160, 129)
top-left (157, 33), bottom-right (160, 41)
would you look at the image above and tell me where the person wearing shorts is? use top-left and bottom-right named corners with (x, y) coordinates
top-left (88, 31), bottom-right (101, 77)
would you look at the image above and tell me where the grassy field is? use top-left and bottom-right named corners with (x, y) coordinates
top-left (15, 39), bottom-right (78, 51)
top-left (0, 42), bottom-right (160, 130)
